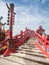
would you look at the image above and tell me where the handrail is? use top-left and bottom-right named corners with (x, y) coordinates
top-left (13, 28), bottom-right (35, 47)
top-left (0, 28), bottom-right (35, 56)
top-left (35, 32), bottom-right (49, 58)
top-left (0, 39), bottom-right (8, 44)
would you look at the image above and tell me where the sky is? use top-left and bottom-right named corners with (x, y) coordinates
top-left (0, 0), bottom-right (49, 35)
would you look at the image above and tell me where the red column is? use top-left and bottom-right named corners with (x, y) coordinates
top-left (10, 12), bottom-right (13, 39)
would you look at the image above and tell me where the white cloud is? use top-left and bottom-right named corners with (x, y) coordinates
top-left (0, 1), bottom-right (8, 29)
top-left (41, 0), bottom-right (47, 4)
top-left (14, 6), bottom-right (49, 35)
top-left (20, 0), bottom-right (29, 2)
top-left (0, 0), bottom-right (49, 36)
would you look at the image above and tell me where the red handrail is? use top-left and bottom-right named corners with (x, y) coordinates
top-left (35, 32), bottom-right (49, 58)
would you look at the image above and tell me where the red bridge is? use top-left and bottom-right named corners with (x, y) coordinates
top-left (0, 3), bottom-right (49, 65)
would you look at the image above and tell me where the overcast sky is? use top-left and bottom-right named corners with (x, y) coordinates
top-left (0, 0), bottom-right (49, 35)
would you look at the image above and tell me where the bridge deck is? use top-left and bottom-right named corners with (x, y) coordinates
top-left (0, 37), bottom-right (49, 65)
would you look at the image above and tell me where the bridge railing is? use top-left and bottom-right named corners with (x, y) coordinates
top-left (0, 28), bottom-right (35, 55)
top-left (14, 28), bottom-right (35, 47)
top-left (0, 39), bottom-right (8, 48)
top-left (35, 32), bottom-right (49, 58)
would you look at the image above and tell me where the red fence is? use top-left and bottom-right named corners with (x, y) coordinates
top-left (35, 32), bottom-right (49, 58)
top-left (1, 28), bottom-right (49, 58)
top-left (14, 28), bottom-right (35, 47)
top-left (0, 28), bottom-right (35, 56)
top-left (0, 39), bottom-right (8, 53)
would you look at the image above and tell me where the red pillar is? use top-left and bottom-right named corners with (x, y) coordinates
top-left (10, 11), bottom-right (13, 39)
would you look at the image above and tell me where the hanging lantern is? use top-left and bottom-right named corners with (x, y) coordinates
top-left (7, 20), bottom-right (9, 25)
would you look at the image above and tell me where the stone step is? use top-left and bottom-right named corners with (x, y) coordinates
top-left (17, 50), bottom-right (46, 58)
top-left (19, 45), bottom-right (39, 49)
top-left (0, 37), bottom-right (48, 65)
top-left (20, 46), bottom-right (37, 49)
top-left (0, 56), bottom-right (22, 65)
top-left (11, 53), bottom-right (49, 65)
top-left (0, 55), bottom-right (43, 65)
top-left (17, 48), bottom-right (42, 53)
top-left (21, 44), bottom-right (36, 47)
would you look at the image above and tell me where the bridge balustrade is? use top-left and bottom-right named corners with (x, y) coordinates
top-left (35, 32), bottom-right (49, 58)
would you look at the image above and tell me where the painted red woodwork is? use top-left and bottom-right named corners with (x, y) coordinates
top-left (35, 32), bottom-right (49, 58)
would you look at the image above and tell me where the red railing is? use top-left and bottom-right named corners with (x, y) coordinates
top-left (0, 28), bottom-right (35, 55)
top-left (0, 39), bottom-right (8, 47)
top-left (0, 39), bottom-right (8, 53)
top-left (14, 28), bottom-right (35, 47)
top-left (35, 32), bottom-right (49, 58)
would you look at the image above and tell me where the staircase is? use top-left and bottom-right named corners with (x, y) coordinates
top-left (0, 37), bottom-right (49, 65)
